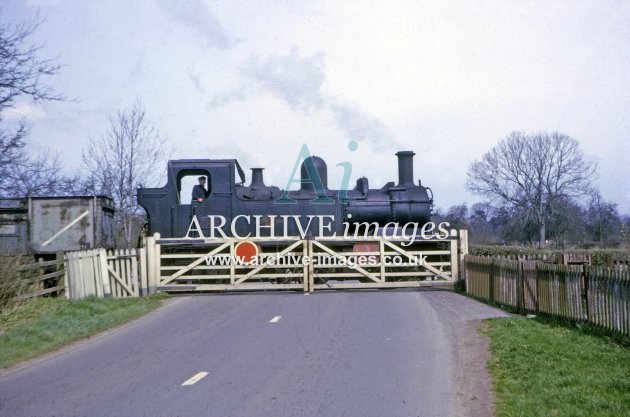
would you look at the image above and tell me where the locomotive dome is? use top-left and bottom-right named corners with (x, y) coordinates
top-left (300, 156), bottom-right (328, 191)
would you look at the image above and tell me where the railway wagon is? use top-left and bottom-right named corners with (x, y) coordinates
top-left (0, 196), bottom-right (115, 256)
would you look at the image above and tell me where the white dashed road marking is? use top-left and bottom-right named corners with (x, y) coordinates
top-left (269, 315), bottom-right (282, 323)
top-left (181, 372), bottom-right (209, 386)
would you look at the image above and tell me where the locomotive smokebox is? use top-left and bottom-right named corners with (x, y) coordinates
top-left (301, 156), bottom-right (328, 191)
top-left (250, 168), bottom-right (266, 188)
top-left (396, 151), bottom-right (416, 187)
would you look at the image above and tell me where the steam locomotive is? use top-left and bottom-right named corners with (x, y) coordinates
top-left (137, 150), bottom-right (433, 239)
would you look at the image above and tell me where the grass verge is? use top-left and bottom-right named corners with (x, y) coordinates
top-left (0, 293), bottom-right (169, 369)
top-left (486, 317), bottom-right (630, 417)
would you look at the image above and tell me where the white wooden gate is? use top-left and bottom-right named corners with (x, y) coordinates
top-left (151, 237), bottom-right (309, 292)
top-left (145, 230), bottom-right (468, 293)
top-left (64, 231), bottom-right (468, 297)
top-left (308, 235), bottom-right (459, 290)
top-left (64, 248), bottom-right (148, 299)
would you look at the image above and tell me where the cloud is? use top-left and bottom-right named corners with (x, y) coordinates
top-left (328, 101), bottom-right (391, 148)
top-left (208, 86), bottom-right (250, 108)
top-left (187, 66), bottom-right (206, 96)
top-left (242, 47), bottom-right (326, 110)
top-left (158, 0), bottom-right (237, 49)
top-left (0, 102), bottom-right (47, 122)
top-left (210, 46), bottom-right (395, 148)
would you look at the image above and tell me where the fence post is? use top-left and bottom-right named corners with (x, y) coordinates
top-left (63, 252), bottom-right (71, 300)
top-left (450, 234), bottom-right (458, 283)
top-left (139, 247), bottom-right (148, 297)
top-left (307, 239), bottom-right (314, 292)
top-left (36, 257), bottom-right (44, 293)
top-left (145, 233), bottom-right (161, 294)
top-left (518, 260), bottom-right (526, 315)
top-left (99, 248), bottom-right (112, 298)
top-left (55, 251), bottom-right (65, 297)
top-left (582, 263), bottom-right (590, 323)
top-left (130, 248), bottom-right (139, 297)
top-left (489, 257), bottom-right (495, 302)
top-left (535, 261), bottom-right (539, 312)
top-left (458, 229), bottom-right (469, 282)
top-left (463, 255), bottom-right (468, 293)
top-left (303, 239), bottom-right (310, 292)
top-left (154, 234), bottom-right (161, 292)
top-left (145, 235), bottom-right (154, 294)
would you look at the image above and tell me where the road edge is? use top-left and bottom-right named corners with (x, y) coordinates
top-left (0, 296), bottom-right (188, 377)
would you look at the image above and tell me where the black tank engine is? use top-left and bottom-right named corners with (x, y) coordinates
top-left (137, 151), bottom-right (433, 239)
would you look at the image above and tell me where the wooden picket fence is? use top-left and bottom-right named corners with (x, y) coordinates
top-left (64, 248), bottom-right (150, 300)
top-left (464, 255), bottom-right (630, 335)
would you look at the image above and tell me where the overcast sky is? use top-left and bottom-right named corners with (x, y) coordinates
top-left (2, 0), bottom-right (629, 213)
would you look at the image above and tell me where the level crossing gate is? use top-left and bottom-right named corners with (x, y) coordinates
top-left (144, 230), bottom-right (468, 293)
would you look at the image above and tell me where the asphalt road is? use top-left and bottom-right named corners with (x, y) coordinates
top-left (0, 290), bottom-right (509, 417)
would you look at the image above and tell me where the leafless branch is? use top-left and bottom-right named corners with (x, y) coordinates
top-left (82, 100), bottom-right (172, 247)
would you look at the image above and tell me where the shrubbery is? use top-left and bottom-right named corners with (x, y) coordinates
top-left (469, 245), bottom-right (630, 266)
top-left (0, 256), bottom-right (35, 313)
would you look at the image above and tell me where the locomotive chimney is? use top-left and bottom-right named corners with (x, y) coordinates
top-left (250, 168), bottom-right (266, 188)
top-left (396, 151), bottom-right (415, 187)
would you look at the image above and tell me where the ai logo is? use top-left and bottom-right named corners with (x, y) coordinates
top-left (275, 141), bottom-right (359, 204)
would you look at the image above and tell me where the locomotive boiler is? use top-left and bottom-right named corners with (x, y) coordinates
top-left (137, 151), bottom-right (433, 239)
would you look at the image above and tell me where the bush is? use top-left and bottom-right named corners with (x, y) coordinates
top-left (0, 255), bottom-right (35, 313)
top-left (469, 245), bottom-right (630, 266)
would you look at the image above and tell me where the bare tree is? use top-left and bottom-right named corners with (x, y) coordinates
top-left (0, 16), bottom-right (61, 110)
top-left (468, 202), bottom-right (500, 244)
top-left (4, 150), bottom-right (81, 197)
top-left (444, 204), bottom-right (469, 230)
top-left (547, 197), bottom-right (586, 247)
top-left (586, 192), bottom-right (620, 246)
top-left (493, 205), bottom-right (539, 245)
top-left (0, 125), bottom-right (28, 194)
top-left (0, 15), bottom-right (63, 196)
top-left (620, 215), bottom-right (630, 247)
top-left (82, 101), bottom-right (171, 248)
top-left (466, 131), bottom-right (595, 248)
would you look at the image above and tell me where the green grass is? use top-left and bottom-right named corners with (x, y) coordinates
top-left (486, 317), bottom-right (630, 417)
top-left (0, 293), bottom-right (168, 369)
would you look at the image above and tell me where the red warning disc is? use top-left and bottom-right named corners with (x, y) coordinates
top-left (234, 241), bottom-right (259, 263)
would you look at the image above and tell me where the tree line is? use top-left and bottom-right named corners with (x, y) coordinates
top-left (434, 195), bottom-right (629, 248)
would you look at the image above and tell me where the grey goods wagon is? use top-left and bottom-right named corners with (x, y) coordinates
top-left (0, 196), bottom-right (115, 256)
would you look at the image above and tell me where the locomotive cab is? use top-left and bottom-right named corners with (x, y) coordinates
top-left (137, 159), bottom-right (245, 238)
